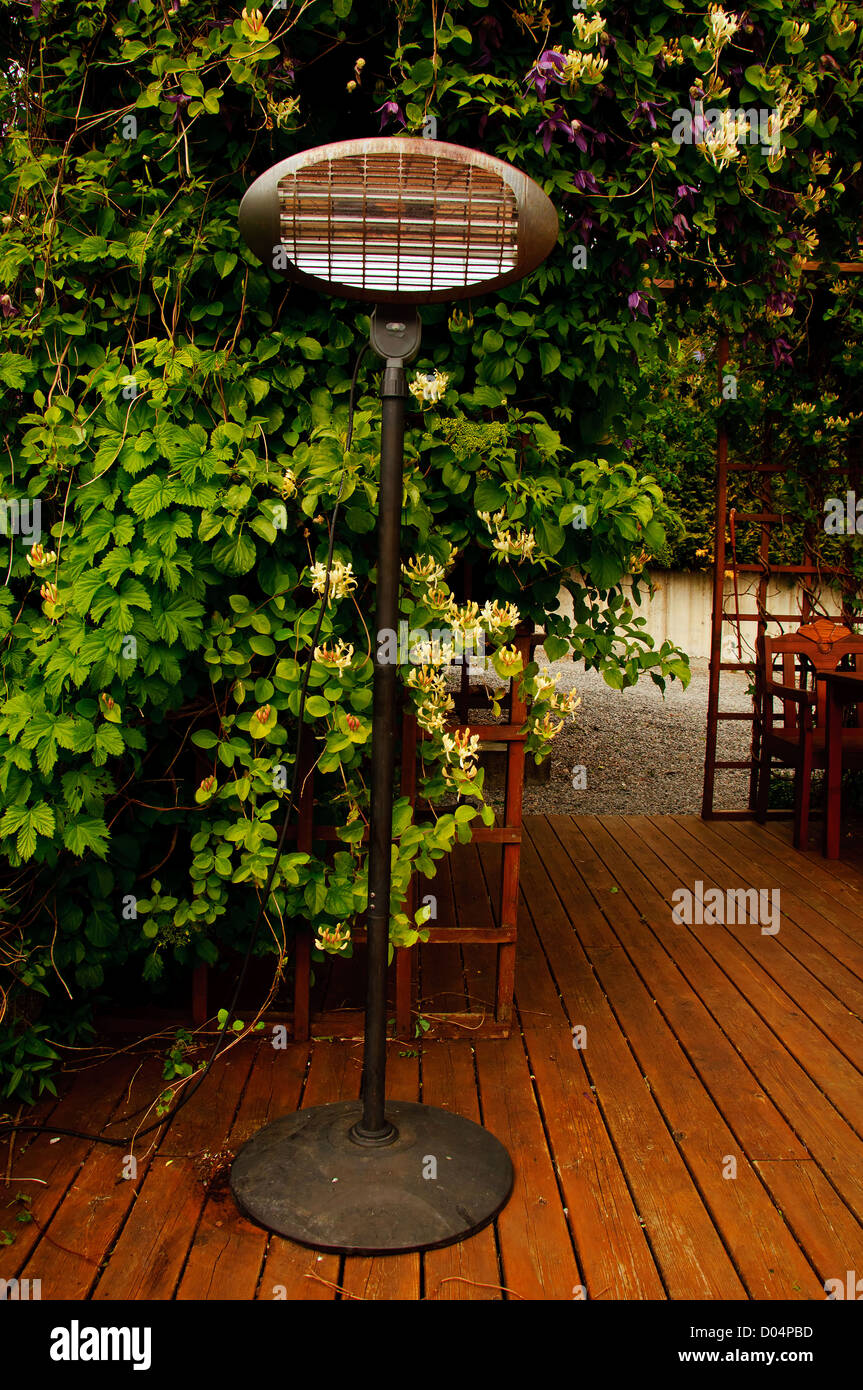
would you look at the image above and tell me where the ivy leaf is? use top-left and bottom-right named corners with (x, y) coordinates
top-left (211, 532), bottom-right (257, 575)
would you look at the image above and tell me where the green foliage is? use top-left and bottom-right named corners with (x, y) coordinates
top-left (1, 0), bottom-right (860, 1098)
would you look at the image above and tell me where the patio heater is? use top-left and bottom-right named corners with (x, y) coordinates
top-left (231, 137), bottom-right (558, 1253)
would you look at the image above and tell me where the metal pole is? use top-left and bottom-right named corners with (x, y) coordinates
top-left (351, 361), bottom-right (406, 1143)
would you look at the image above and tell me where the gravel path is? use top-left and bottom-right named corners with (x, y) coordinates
top-left (464, 654), bottom-right (755, 817)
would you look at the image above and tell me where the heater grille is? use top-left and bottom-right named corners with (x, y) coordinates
top-left (277, 149), bottom-right (519, 294)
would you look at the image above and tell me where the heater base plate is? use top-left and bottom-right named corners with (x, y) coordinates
top-left (230, 1100), bottom-right (513, 1255)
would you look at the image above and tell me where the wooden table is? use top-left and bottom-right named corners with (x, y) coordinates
top-left (818, 670), bottom-right (863, 858)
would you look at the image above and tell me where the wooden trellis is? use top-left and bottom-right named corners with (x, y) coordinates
top-left (192, 630), bottom-right (532, 1039)
top-left (703, 269), bottom-right (863, 817)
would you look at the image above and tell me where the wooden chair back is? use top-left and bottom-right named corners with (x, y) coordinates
top-left (761, 618), bottom-right (863, 733)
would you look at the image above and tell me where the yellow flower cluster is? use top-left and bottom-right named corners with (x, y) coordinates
top-left (309, 559), bottom-right (357, 604)
top-left (26, 542), bottom-right (57, 569)
top-left (280, 467), bottom-right (297, 499)
top-left (571, 13), bottom-right (607, 47)
top-left (480, 599), bottom-right (521, 634)
top-left (402, 554), bottom-right (446, 588)
top-left (562, 49), bottom-right (608, 87)
top-left (313, 639), bottom-right (355, 672)
top-left (706, 5), bottom-right (740, 47)
top-left (441, 727), bottom-right (481, 784)
top-left (478, 509), bottom-right (537, 562)
top-left (314, 921), bottom-right (351, 954)
top-left (406, 664), bottom-right (454, 735)
top-left (409, 369), bottom-right (450, 405)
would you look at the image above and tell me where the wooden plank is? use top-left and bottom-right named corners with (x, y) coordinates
top-left (16, 1054), bottom-right (166, 1300)
top-left (517, 825), bottom-right (745, 1300)
top-left (542, 816), bottom-right (806, 1161)
top-left (668, 818), bottom-right (863, 1032)
top-left (526, 822), bottom-right (820, 1299)
top-left (258, 1041), bottom-right (359, 1300)
top-left (340, 1050), bottom-right (421, 1301)
top-left (761, 817), bottom-right (863, 898)
top-left (93, 1041), bottom-right (257, 1300)
top-left (509, 863), bottom-right (666, 1298)
top-left (634, 815), bottom-right (863, 1131)
top-left (589, 815), bottom-right (863, 1223)
top-left (690, 817), bottom-right (863, 982)
top-left (753, 1160), bottom-right (863, 1286)
top-left (475, 1033), bottom-right (583, 1300)
top-left (735, 818), bottom-right (863, 945)
top-left (5, 1054), bottom-right (141, 1287)
top-left (419, 1042), bottom-right (504, 1300)
top-left (176, 1038), bottom-right (312, 1300)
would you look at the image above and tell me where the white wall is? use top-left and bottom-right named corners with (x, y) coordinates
top-left (555, 571), bottom-right (847, 664)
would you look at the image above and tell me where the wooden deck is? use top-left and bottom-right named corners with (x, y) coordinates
top-left (4, 814), bottom-right (863, 1301)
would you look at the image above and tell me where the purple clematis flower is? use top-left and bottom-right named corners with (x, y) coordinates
top-left (536, 108), bottom-right (579, 156)
top-left (767, 289), bottom-right (796, 315)
top-left (165, 92), bottom-right (192, 125)
top-left (31, 0), bottom-right (41, 16)
top-left (675, 183), bottom-right (699, 206)
top-left (571, 168), bottom-right (600, 194)
top-left (628, 290), bottom-right (650, 319)
top-left (0, 294), bottom-right (17, 319)
top-left (630, 99), bottom-right (667, 131)
top-left (771, 337), bottom-right (794, 367)
top-left (375, 100), bottom-right (406, 132)
top-left (525, 50), bottom-right (567, 100)
top-left (474, 16), bottom-right (503, 67)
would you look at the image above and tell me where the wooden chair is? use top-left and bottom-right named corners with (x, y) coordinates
top-left (756, 618), bottom-right (863, 848)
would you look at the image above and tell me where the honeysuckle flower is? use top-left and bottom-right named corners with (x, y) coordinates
top-left (442, 727), bottom-right (481, 779)
top-left (314, 921), bottom-right (351, 953)
top-left (706, 5), bottom-right (740, 47)
top-left (409, 369), bottom-right (449, 405)
top-left (26, 543), bottom-right (56, 568)
top-left (314, 639), bottom-right (355, 672)
top-left (453, 600), bottom-right (480, 631)
top-left (402, 555), bottom-right (446, 587)
top-left (552, 687), bottom-right (582, 716)
top-left (581, 54), bottom-right (608, 81)
top-left (572, 13), bottom-right (606, 46)
top-left (280, 467), bottom-right (297, 499)
top-left (309, 559), bottom-right (357, 603)
top-left (407, 665), bottom-right (449, 697)
top-left (480, 600), bottom-right (521, 634)
top-left (493, 644), bottom-right (523, 675)
top-left (699, 110), bottom-right (742, 169)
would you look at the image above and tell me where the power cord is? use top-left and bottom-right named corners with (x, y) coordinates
top-left (0, 341), bottom-right (370, 1150)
